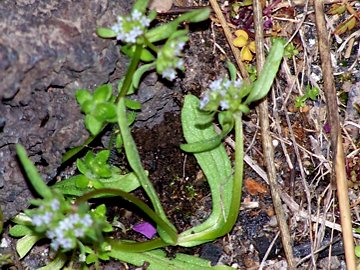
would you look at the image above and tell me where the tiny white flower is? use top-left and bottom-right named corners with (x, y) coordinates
top-left (220, 100), bottom-right (230, 110)
top-left (176, 59), bottom-right (184, 69)
top-left (199, 93), bottom-right (210, 109)
top-left (131, 9), bottom-right (142, 20)
top-left (82, 214), bottom-right (93, 227)
top-left (223, 79), bottom-right (231, 90)
top-left (31, 215), bottom-right (44, 226)
top-left (234, 79), bottom-right (243, 88)
top-left (209, 79), bottom-right (222, 92)
top-left (140, 16), bottom-right (151, 27)
top-left (79, 254), bottom-right (86, 262)
top-left (41, 212), bottom-right (53, 224)
top-left (74, 227), bottom-right (85, 237)
top-left (162, 68), bottom-right (177, 81)
top-left (50, 199), bottom-right (60, 211)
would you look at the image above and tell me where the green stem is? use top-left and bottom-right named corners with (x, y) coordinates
top-left (108, 237), bottom-right (169, 253)
top-left (117, 44), bottom-right (143, 101)
top-left (222, 112), bottom-right (243, 233)
top-left (144, 37), bottom-right (159, 54)
top-left (117, 99), bottom-right (177, 244)
top-left (76, 188), bottom-right (177, 243)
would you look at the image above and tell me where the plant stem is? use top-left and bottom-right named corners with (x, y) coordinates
top-left (117, 99), bottom-right (177, 244)
top-left (144, 37), bottom-right (159, 54)
top-left (117, 44), bottom-right (143, 101)
top-left (222, 112), bottom-right (243, 233)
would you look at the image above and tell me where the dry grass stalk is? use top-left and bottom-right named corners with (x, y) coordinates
top-left (314, 1), bottom-right (356, 269)
top-left (252, 0), bottom-right (296, 268)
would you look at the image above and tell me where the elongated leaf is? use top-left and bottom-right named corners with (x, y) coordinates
top-left (178, 95), bottom-right (232, 247)
top-left (117, 98), bottom-right (177, 244)
top-left (133, 0), bottom-right (149, 13)
top-left (16, 234), bottom-right (42, 259)
top-left (244, 38), bottom-right (285, 105)
top-left (109, 248), bottom-right (233, 270)
top-left (96, 27), bottom-right (116, 38)
top-left (62, 135), bottom-right (95, 163)
top-left (37, 253), bottom-right (67, 270)
top-left (227, 61), bottom-right (237, 81)
top-left (133, 63), bottom-right (156, 89)
top-left (174, 8), bottom-right (210, 23)
top-left (9, 224), bottom-right (33, 237)
top-left (52, 173), bottom-right (141, 196)
top-left (180, 135), bottom-right (222, 153)
top-left (16, 145), bottom-right (53, 199)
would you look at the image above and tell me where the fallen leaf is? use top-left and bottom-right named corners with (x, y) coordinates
top-left (244, 178), bottom-right (268, 196)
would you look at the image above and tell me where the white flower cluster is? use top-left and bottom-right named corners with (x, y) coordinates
top-left (31, 198), bottom-right (94, 251)
top-left (111, 9), bottom-right (151, 44)
top-left (46, 213), bottom-right (93, 250)
top-left (200, 77), bottom-right (243, 111)
top-left (158, 40), bottom-right (186, 81)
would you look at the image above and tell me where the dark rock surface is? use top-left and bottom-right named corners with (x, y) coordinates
top-left (0, 0), bottom-right (132, 221)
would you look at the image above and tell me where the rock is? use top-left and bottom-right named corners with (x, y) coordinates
top-left (0, 0), bottom-right (132, 221)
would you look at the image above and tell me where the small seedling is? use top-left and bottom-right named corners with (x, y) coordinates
top-left (295, 84), bottom-right (319, 108)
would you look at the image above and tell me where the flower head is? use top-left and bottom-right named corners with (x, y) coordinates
top-left (111, 9), bottom-right (151, 44)
top-left (200, 77), bottom-right (246, 112)
top-left (156, 34), bottom-right (188, 81)
top-left (233, 30), bottom-right (256, 61)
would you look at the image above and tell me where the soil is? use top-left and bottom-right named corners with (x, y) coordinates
top-left (1, 0), bottom-right (360, 269)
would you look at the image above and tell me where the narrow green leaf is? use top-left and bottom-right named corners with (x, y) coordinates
top-left (109, 248), bottom-right (233, 270)
top-left (227, 61), bottom-right (237, 81)
top-left (140, 48), bottom-right (156, 62)
top-left (175, 8), bottom-right (210, 23)
top-left (125, 98), bottom-right (142, 110)
top-left (85, 115), bottom-right (103, 136)
top-left (16, 234), bottom-right (42, 259)
top-left (52, 173), bottom-right (140, 196)
top-left (93, 84), bottom-right (113, 102)
top-left (96, 27), bottom-right (116, 38)
top-left (37, 253), bottom-right (67, 270)
top-left (9, 224), bottom-right (33, 237)
top-left (133, 0), bottom-right (149, 13)
top-left (16, 145), bottom-right (53, 199)
top-left (180, 135), bottom-right (222, 153)
top-left (117, 98), bottom-right (177, 244)
top-left (133, 63), bottom-right (156, 89)
top-left (146, 21), bottom-right (178, 43)
top-left (244, 38), bottom-right (285, 104)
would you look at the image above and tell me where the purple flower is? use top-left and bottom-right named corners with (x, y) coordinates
top-left (132, 222), bottom-right (157, 239)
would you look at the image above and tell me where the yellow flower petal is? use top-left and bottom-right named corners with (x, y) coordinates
top-left (248, 41), bottom-right (256, 53)
top-left (233, 36), bottom-right (247, 48)
top-left (241, 46), bottom-right (253, 61)
top-left (235, 29), bottom-right (249, 40)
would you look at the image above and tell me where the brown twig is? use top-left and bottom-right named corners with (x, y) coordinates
top-left (314, 1), bottom-right (356, 270)
top-left (252, 0), bottom-right (296, 268)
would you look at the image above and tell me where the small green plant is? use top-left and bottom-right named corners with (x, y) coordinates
top-left (284, 41), bottom-right (299, 58)
top-left (10, 0), bottom-right (285, 269)
top-left (295, 83), bottom-right (319, 108)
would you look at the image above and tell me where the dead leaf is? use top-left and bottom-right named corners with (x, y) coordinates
top-left (244, 178), bottom-right (268, 196)
top-left (149, 0), bottom-right (173, 12)
top-left (333, 16), bottom-right (356, 35)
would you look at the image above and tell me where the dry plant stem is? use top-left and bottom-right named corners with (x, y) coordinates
top-left (314, 1), bottom-right (356, 270)
top-left (209, 0), bottom-right (249, 81)
top-left (252, 0), bottom-right (295, 268)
